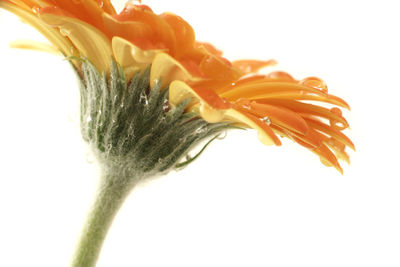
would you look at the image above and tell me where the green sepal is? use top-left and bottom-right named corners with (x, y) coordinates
top-left (78, 58), bottom-right (236, 177)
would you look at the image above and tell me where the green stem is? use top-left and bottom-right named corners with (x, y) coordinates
top-left (71, 170), bottom-right (138, 267)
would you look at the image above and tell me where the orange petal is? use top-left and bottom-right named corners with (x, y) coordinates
top-left (248, 91), bottom-right (350, 109)
top-left (236, 101), bottom-right (309, 135)
top-left (195, 42), bottom-right (223, 56)
top-left (160, 12), bottom-right (195, 58)
top-left (232, 59), bottom-right (277, 74)
top-left (169, 80), bottom-right (229, 123)
top-left (304, 118), bottom-right (355, 151)
top-left (99, 0), bottom-right (116, 15)
top-left (220, 82), bottom-right (329, 101)
top-left (113, 3), bottom-right (176, 54)
top-left (313, 144), bottom-right (343, 174)
top-left (225, 109), bottom-right (282, 146)
top-left (39, 11), bottom-right (112, 72)
top-left (0, 1), bottom-right (75, 58)
top-left (256, 99), bottom-right (349, 127)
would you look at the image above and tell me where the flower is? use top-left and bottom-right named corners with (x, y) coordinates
top-left (0, 0), bottom-right (353, 173)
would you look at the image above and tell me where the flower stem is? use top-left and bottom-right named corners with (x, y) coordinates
top-left (71, 169), bottom-right (138, 267)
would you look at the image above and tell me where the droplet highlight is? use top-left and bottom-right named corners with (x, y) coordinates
top-left (300, 77), bottom-right (328, 93)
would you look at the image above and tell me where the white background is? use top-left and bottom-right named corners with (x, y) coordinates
top-left (0, 0), bottom-right (399, 266)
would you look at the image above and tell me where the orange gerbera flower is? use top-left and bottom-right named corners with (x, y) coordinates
top-left (0, 0), bottom-right (354, 173)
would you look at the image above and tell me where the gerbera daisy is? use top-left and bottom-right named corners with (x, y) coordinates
top-left (0, 1), bottom-right (354, 266)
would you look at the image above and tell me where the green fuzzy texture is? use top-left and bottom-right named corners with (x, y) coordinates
top-left (71, 58), bottom-right (241, 267)
top-left (78, 58), bottom-right (236, 177)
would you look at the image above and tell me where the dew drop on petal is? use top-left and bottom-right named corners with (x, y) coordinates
top-left (32, 7), bottom-right (40, 14)
top-left (260, 116), bottom-right (271, 126)
top-left (330, 107), bottom-right (342, 116)
top-left (300, 77), bottom-right (328, 93)
top-left (265, 71), bottom-right (295, 81)
top-left (96, 0), bottom-right (104, 8)
top-left (328, 137), bottom-right (345, 151)
top-left (236, 98), bottom-right (251, 110)
top-left (329, 107), bottom-right (347, 130)
top-left (320, 157), bottom-right (333, 167)
top-left (60, 28), bottom-right (71, 37)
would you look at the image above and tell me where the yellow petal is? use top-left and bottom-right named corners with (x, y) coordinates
top-left (39, 12), bottom-right (112, 73)
top-left (10, 39), bottom-right (60, 54)
top-left (112, 36), bottom-right (164, 81)
top-left (225, 109), bottom-right (281, 146)
top-left (0, 1), bottom-right (75, 58)
top-left (169, 80), bottom-right (226, 123)
top-left (150, 52), bottom-right (201, 89)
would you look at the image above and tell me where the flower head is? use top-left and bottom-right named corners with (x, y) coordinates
top-left (0, 0), bottom-right (354, 173)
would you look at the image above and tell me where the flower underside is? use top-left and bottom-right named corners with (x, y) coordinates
top-left (0, 0), bottom-right (354, 173)
top-left (79, 58), bottom-right (235, 175)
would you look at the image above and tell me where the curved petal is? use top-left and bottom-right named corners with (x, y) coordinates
top-left (160, 12), bottom-right (195, 58)
top-left (225, 109), bottom-right (281, 146)
top-left (256, 99), bottom-right (349, 128)
top-left (169, 80), bottom-right (230, 123)
top-left (220, 81), bottom-right (329, 101)
top-left (113, 3), bottom-right (176, 54)
top-left (112, 36), bottom-right (165, 80)
top-left (304, 118), bottom-right (355, 151)
top-left (314, 144), bottom-right (343, 174)
top-left (244, 91), bottom-right (350, 109)
top-left (0, 1), bottom-right (75, 58)
top-left (9, 39), bottom-right (60, 54)
top-left (150, 52), bottom-right (201, 88)
top-left (232, 59), bottom-right (277, 74)
top-left (236, 101), bottom-right (309, 135)
top-left (39, 11), bottom-right (112, 73)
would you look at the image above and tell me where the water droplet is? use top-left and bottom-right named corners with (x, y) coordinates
top-left (300, 77), bottom-right (328, 93)
top-left (236, 98), bottom-right (252, 110)
top-left (162, 99), bottom-right (170, 112)
top-left (265, 71), bottom-right (295, 81)
top-left (217, 131), bottom-right (227, 140)
top-left (329, 107), bottom-right (346, 130)
top-left (96, 0), bottom-right (104, 8)
top-left (260, 116), bottom-right (271, 126)
top-left (195, 126), bottom-right (207, 134)
top-left (106, 144), bottom-right (113, 153)
top-left (139, 93), bottom-right (148, 105)
top-left (86, 116), bottom-right (92, 123)
top-left (330, 107), bottom-right (342, 116)
top-left (32, 7), bottom-right (40, 14)
top-left (328, 137), bottom-right (345, 151)
top-left (320, 157), bottom-right (333, 167)
top-left (59, 28), bottom-right (71, 37)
